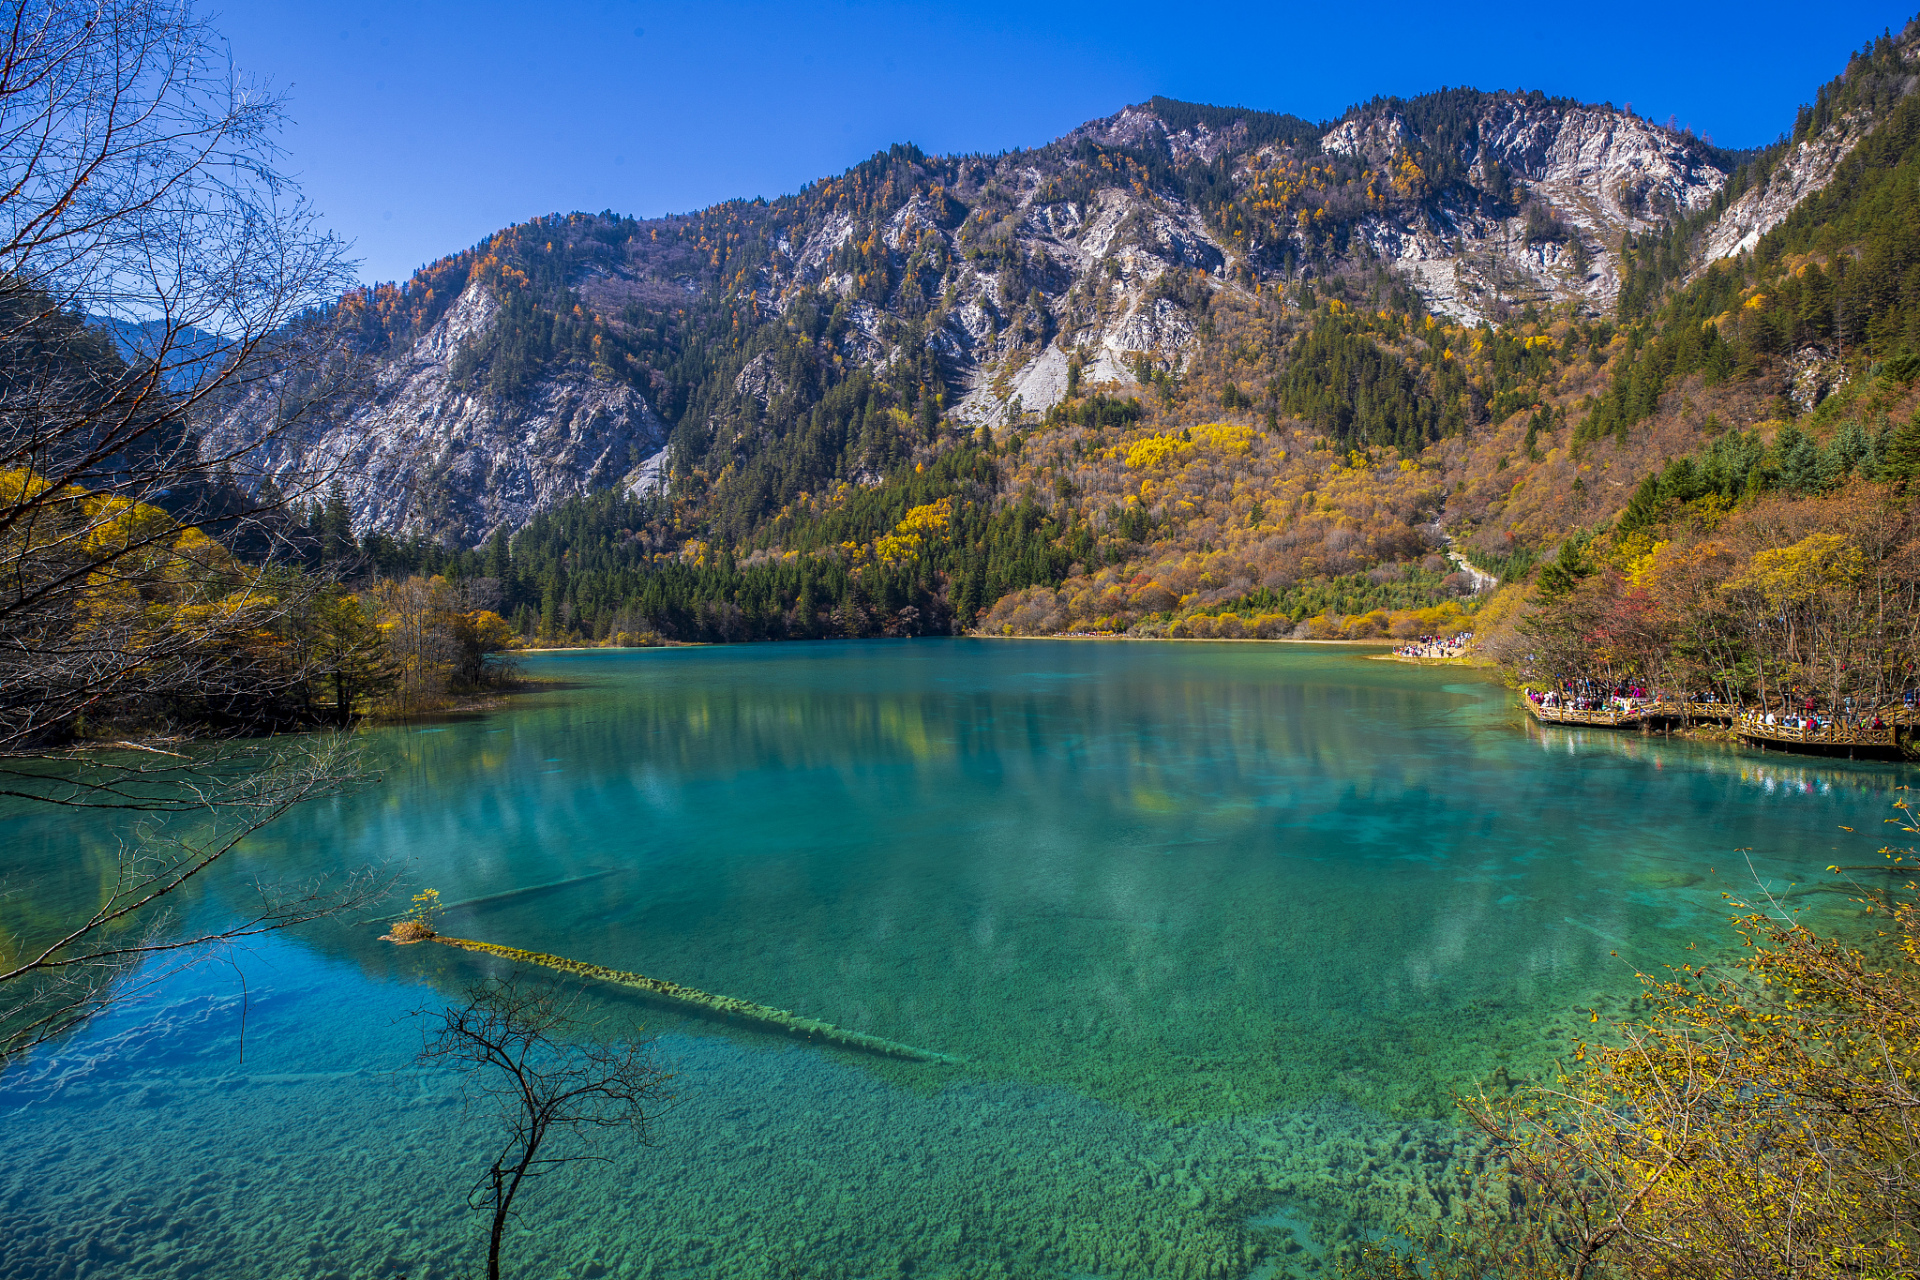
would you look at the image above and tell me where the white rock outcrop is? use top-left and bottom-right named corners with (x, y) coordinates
top-left (200, 83), bottom-right (1889, 538)
top-left (913, 97), bottom-right (1732, 423)
top-left (1701, 122), bottom-right (1869, 265)
top-left (1325, 101), bottom-right (1728, 321)
top-left (200, 281), bottom-right (669, 548)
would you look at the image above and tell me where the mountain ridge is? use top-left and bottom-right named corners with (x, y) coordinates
top-left (212, 80), bottom-right (1763, 548)
top-left (206, 17), bottom-right (1920, 658)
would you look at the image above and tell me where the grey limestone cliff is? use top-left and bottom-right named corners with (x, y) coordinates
top-left (200, 281), bottom-right (669, 548)
top-left (200, 81), bottom-right (1883, 543)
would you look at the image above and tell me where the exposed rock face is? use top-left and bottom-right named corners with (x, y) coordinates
top-left (1326, 102), bottom-right (1727, 321)
top-left (800, 97), bottom-right (1729, 428)
top-left (1702, 121), bottom-right (1870, 265)
top-left (201, 84), bottom-right (1876, 541)
top-left (1696, 31), bottom-right (1920, 267)
top-left (933, 187), bottom-right (1218, 424)
top-left (201, 282), bottom-right (669, 547)
top-left (1481, 104), bottom-right (1723, 222)
top-left (1071, 104), bottom-right (1253, 164)
top-left (1786, 344), bottom-right (1849, 413)
top-left (707, 164), bottom-right (1233, 430)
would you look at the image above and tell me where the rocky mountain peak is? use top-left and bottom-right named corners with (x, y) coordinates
top-left (1318, 111), bottom-right (1408, 163)
top-left (1070, 104), bottom-right (1243, 165)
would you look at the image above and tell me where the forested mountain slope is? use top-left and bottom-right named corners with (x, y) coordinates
top-left (211, 75), bottom-right (1739, 542)
top-left (216, 17), bottom-right (1920, 654)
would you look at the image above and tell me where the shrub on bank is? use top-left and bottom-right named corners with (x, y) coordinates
top-left (1344, 858), bottom-right (1920, 1280)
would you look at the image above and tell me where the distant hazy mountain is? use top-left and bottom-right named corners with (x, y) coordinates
top-left (91, 316), bottom-right (227, 393)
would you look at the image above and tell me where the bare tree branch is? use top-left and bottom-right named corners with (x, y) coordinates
top-left (0, 2), bottom-right (390, 1064)
top-left (413, 978), bottom-right (674, 1280)
top-left (0, 731), bottom-right (395, 1060)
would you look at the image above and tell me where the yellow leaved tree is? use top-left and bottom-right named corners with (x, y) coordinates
top-left (1724, 530), bottom-right (1877, 712)
top-left (1347, 818), bottom-right (1920, 1280)
top-left (873, 498), bottom-right (953, 566)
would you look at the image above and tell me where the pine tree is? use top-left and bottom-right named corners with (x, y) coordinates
top-left (320, 481), bottom-right (358, 562)
top-left (1775, 423), bottom-right (1826, 494)
top-left (539, 571), bottom-right (561, 639)
top-left (1881, 416), bottom-right (1920, 490)
top-left (795, 578), bottom-right (818, 638)
top-left (1616, 472), bottom-right (1663, 535)
top-left (487, 528), bottom-right (511, 580)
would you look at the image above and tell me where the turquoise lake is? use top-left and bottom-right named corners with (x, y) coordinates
top-left (1, 639), bottom-right (1911, 1279)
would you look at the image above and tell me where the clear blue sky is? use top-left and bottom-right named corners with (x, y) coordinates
top-left (221, 1), bottom-right (1918, 287)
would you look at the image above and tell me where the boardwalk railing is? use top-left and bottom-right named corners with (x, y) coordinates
top-left (1521, 691), bottom-right (1904, 755)
top-left (1735, 715), bottom-right (1898, 751)
top-left (1519, 694), bottom-right (1728, 727)
top-left (1522, 700), bottom-right (1646, 728)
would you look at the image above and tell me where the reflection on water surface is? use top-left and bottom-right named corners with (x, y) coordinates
top-left (2, 640), bottom-right (1910, 1279)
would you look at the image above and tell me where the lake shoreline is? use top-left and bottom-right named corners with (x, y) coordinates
top-left (972, 632), bottom-right (1402, 646)
top-left (511, 634), bottom-right (1407, 653)
top-left (1370, 652), bottom-right (1495, 667)
top-left (11, 639), bottom-right (1905, 1280)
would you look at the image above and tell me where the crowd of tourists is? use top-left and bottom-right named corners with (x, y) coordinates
top-left (1742, 698), bottom-right (1890, 736)
top-left (1527, 680), bottom-right (1913, 736)
top-left (1394, 632), bottom-right (1474, 659)
top-left (1526, 681), bottom-right (1663, 714)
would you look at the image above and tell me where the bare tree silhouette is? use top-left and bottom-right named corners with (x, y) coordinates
top-left (414, 978), bottom-right (674, 1280)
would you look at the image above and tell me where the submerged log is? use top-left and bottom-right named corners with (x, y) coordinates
top-left (430, 934), bottom-right (961, 1066)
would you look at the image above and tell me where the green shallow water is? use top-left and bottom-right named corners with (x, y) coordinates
top-left (1, 639), bottom-right (1911, 1279)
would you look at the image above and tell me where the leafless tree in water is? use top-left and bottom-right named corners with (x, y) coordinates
top-left (0, 0), bottom-right (392, 1063)
top-left (415, 978), bottom-right (674, 1280)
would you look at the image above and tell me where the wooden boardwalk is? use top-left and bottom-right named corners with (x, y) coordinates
top-left (1735, 715), bottom-right (1899, 755)
top-left (1520, 696), bottom-right (1732, 728)
top-left (1521, 691), bottom-right (1907, 757)
top-left (1522, 699), bottom-right (1646, 728)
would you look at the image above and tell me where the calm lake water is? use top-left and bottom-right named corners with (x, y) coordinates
top-left (1, 640), bottom-right (1909, 1279)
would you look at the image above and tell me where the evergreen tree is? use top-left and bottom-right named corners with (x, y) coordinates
top-left (540, 571), bottom-right (562, 639)
top-left (487, 528), bottom-right (511, 581)
top-left (1774, 423), bottom-right (1825, 494)
top-left (320, 481), bottom-right (358, 563)
top-left (1881, 416), bottom-right (1920, 490)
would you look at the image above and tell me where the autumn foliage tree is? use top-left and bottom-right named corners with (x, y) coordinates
top-left (361, 576), bottom-right (515, 712)
top-left (1347, 844), bottom-right (1920, 1280)
top-left (1512, 481), bottom-right (1920, 710)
